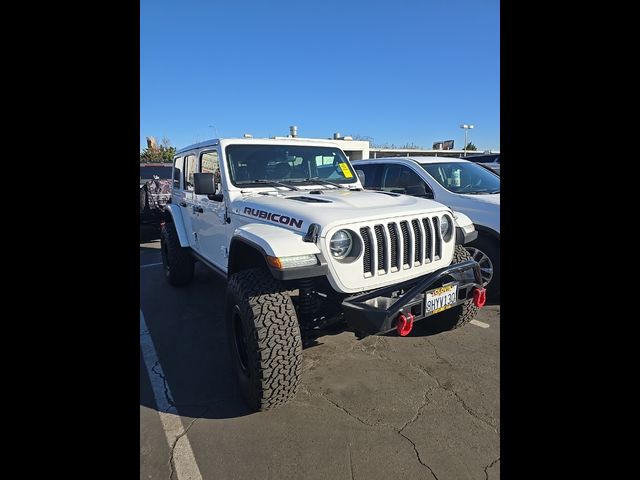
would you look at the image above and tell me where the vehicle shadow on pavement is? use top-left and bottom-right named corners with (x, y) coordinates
top-left (139, 224), bottom-right (161, 243)
top-left (140, 244), bottom-right (162, 256)
top-left (140, 248), bottom-right (499, 418)
top-left (140, 262), bottom-right (253, 420)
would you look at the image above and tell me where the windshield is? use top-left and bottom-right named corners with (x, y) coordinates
top-left (420, 162), bottom-right (500, 194)
top-left (225, 144), bottom-right (358, 187)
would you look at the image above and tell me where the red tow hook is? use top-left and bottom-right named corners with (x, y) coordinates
top-left (473, 287), bottom-right (487, 308)
top-left (396, 313), bottom-right (414, 336)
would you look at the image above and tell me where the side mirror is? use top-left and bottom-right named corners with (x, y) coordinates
top-left (194, 172), bottom-right (216, 195)
top-left (355, 169), bottom-right (366, 186)
top-left (424, 190), bottom-right (434, 199)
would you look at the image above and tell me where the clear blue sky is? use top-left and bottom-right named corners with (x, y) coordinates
top-left (141, 0), bottom-right (500, 152)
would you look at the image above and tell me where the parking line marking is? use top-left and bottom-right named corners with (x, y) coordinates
top-left (140, 310), bottom-right (203, 480)
top-left (140, 262), bottom-right (163, 269)
top-left (470, 319), bottom-right (490, 328)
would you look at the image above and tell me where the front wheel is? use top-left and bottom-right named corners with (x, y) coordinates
top-left (426, 245), bottom-right (480, 332)
top-left (226, 268), bottom-right (303, 411)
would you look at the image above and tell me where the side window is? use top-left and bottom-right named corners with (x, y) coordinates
top-left (184, 154), bottom-right (196, 191)
top-left (200, 150), bottom-right (222, 196)
top-left (356, 164), bottom-right (382, 189)
top-left (173, 156), bottom-right (183, 189)
top-left (382, 165), bottom-right (432, 197)
top-left (381, 165), bottom-right (404, 190)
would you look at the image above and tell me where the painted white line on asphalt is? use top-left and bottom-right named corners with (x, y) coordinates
top-left (470, 319), bottom-right (490, 328)
top-left (140, 310), bottom-right (203, 480)
top-left (140, 262), bottom-right (163, 269)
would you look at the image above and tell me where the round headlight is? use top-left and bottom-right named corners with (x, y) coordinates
top-left (440, 215), bottom-right (452, 239)
top-left (330, 230), bottom-right (353, 259)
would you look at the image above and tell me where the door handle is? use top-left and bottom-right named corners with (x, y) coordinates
top-left (193, 205), bottom-right (204, 213)
top-left (179, 201), bottom-right (187, 207)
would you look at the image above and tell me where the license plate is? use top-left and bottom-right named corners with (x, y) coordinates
top-left (424, 284), bottom-right (459, 315)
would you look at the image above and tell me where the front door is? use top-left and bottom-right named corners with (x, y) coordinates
top-left (192, 148), bottom-right (228, 270)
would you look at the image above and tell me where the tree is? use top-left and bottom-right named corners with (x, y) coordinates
top-left (464, 142), bottom-right (478, 151)
top-left (140, 137), bottom-right (176, 163)
top-left (161, 145), bottom-right (176, 162)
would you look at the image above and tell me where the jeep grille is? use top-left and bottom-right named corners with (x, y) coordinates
top-left (359, 216), bottom-right (443, 277)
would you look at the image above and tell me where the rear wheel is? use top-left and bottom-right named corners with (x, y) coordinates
top-left (160, 222), bottom-right (194, 286)
top-left (226, 268), bottom-right (303, 411)
top-left (139, 187), bottom-right (148, 223)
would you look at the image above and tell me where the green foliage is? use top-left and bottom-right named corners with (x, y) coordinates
top-left (464, 142), bottom-right (478, 151)
top-left (140, 138), bottom-right (176, 163)
top-left (161, 146), bottom-right (176, 162)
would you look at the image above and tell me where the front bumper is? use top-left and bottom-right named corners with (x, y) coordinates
top-left (341, 259), bottom-right (483, 336)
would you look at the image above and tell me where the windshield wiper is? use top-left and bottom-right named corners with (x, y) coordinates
top-left (238, 179), bottom-right (300, 191)
top-left (488, 190), bottom-right (500, 194)
top-left (289, 177), bottom-right (349, 189)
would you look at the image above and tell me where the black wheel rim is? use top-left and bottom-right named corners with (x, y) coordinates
top-left (232, 305), bottom-right (249, 376)
top-left (465, 247), bottom-right (493, 286)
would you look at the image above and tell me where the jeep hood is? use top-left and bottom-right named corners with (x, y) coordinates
top-left (231, 189), bottom-right (451, 234)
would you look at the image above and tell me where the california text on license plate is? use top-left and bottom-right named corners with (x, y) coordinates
top-left (424, 284), bottom-right (459, 315)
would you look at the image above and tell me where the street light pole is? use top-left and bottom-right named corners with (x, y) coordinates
top-left (460, 124), bottom-right (474, 157)
top-left (208, 125), bottom-right (218, 139)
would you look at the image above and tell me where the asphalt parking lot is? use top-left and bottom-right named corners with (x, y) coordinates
top-left (140, 225), bottom-right (500, 480)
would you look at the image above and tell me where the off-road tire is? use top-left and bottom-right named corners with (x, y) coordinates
top-left (466, 235), bottom-right (500, 300)
top-left (160, 222), bottom-right (194, 286)
top-left (226, 268), bottom-right (303, 411)
top-left (139, 187), bottom-right (148, 223)
top-left (427, 245), bottom-right (479, 332)
top-left (140, 185), bottom-right (148, 210)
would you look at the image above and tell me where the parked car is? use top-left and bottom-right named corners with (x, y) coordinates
top-left (140, 163), bottom-right (173, 184)
top-left (463, 153), bottom-right (500, 175)
top-left (353, 156), bottom-right (500, 299)
top-left (140, 164), bottom-right (173, 224)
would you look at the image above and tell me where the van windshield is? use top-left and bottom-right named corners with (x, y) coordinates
top-left (225, 144), bottom-right (357, 187)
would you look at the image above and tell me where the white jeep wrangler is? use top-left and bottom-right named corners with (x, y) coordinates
top-left (160, 137), bottom-right (486, 411)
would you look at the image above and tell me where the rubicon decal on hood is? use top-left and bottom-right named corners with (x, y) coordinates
top-left (243, 207), bottom-right (304, 229)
